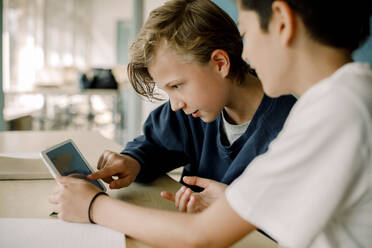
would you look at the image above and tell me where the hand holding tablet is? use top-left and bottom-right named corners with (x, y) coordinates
top-left (40, 139), bottom-right (106, 192)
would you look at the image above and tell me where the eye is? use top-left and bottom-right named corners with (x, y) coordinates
top-left (240, 32), bottom-right (246, 39)
top-left (172, 83), bottom-right (182, 89)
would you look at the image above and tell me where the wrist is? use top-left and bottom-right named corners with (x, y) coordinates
top-left (121, 153), bottom-right (142, 172)
top-left (88, 192), bottom-right (108, 224)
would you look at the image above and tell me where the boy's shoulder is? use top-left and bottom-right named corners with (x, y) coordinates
top-left (334, 63), bottom-right (372, 100)
top-left (321, 63), bottom-right (372, 110)
top-left (290, 62), bottom-right (372, 131)
top-left (300, 62), bottom-right (372, 102)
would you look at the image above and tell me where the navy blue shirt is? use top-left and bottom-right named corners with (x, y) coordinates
top-left (122, 95), bottom-right (296, 185)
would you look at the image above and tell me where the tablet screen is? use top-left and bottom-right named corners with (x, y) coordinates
top-left (46, 141), bottom-right (104, 191)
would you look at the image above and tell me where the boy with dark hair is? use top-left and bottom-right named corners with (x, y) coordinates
top-left (50, 0), bottom-right (372, 247)
top-left (226, 0), bottom-right (372, 247)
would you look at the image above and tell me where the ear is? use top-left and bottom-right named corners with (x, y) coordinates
top-left (271, 1), bottom-right (295, 46)
top-left (210, 49), bottom-right (230, 78)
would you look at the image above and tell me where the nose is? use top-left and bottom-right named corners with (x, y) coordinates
top-left (170, 97), bottom-right (185, 111)
top-left (242, 45), bottom-right (249, 63)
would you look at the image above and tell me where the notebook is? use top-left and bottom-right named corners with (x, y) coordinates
top-left (0, 155), bottom-right (52, 180)
top-left (0, 218), bottom-right (125, 248)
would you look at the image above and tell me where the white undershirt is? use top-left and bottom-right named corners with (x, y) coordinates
top-left (221, 111), bottom-right (250, 146)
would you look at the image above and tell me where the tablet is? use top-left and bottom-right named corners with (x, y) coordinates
top-left (40, 139), bottom-right (106, 192)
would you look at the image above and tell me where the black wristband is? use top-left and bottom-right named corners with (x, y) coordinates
top-left (88, 192), bottom-right (108, 224)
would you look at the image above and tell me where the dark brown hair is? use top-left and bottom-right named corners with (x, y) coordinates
top-left (238, 0), bottom-right (371, 52)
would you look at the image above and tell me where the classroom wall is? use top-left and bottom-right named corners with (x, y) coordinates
top-left (90, 0), bottom-right (169, 67)
top-left (88, 0), bottom-right (167, 130)
top-left (90, 0), bottom-right (133, 67)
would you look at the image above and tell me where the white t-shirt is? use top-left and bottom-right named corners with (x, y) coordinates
top-left (221, 111), bottom-right (250, 146)
top-left (226, 62), bottom-right (372, 248)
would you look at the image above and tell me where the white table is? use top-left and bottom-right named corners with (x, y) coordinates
top-left (0, 131), bottom-right (276, 248)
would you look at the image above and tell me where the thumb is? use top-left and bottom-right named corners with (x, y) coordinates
top-left (183, 176), bottom-right (211, 189)
top-left (160, 191), bottom-right (176, 202)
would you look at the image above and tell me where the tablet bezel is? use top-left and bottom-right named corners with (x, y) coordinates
top-left (40, 139), bottom-right (106, 192)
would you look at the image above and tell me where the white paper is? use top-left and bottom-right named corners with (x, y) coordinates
top-left (0, 218), bottom-right (125, 248)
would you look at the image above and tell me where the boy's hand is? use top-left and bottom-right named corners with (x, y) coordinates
top-left (87, 150), bottom-right (141, 189)
top-left (161, 176), bottom-right (227, 213)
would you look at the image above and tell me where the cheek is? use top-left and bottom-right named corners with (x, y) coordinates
top-left (260, 64), bottom-right (284, 97)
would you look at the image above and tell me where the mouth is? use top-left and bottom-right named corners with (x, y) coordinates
top-left (191, 110), bottom-right (200, 118)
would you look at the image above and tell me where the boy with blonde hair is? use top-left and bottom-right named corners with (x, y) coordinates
top-left (87, 0), bottom-right (295, 212)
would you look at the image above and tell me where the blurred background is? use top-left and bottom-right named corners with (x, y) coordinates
top-left (0, 0), bottom-right (371, 146)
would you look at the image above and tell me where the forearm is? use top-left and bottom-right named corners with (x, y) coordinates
top-left (92, 195), bottom-right (202, 247)
top-left (91, 195), bottom-right (255, 248)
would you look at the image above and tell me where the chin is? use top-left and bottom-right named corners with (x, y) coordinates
top-left (263, 84), bottom-right (284, 98)
top-left (200, 115), bottom-right (219, 123)
top-left (201, 118), bottom-right (214, 123)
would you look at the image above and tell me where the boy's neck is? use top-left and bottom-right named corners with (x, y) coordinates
top-left (224, 73), bottom-right (264, 125)
top-left (291, 44), bottom-right (353, 97)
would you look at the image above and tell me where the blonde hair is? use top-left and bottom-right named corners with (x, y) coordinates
top-left (128, 0), bottom-right (252, 99)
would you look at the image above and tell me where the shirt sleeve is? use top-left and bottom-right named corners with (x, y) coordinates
top-left (225, 90), bottom-right (369, 247)
top-left (122, 102), bottom-right (190, 182)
